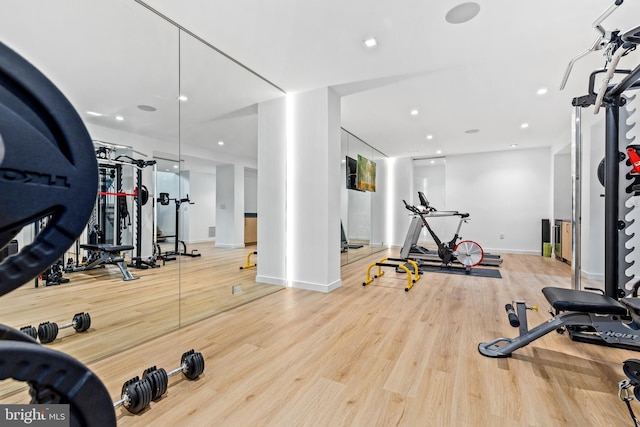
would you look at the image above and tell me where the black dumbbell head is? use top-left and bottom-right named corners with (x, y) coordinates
top-left (121, 376), bottom-right (152, 415)
top-left (142, 366), bottom-right (168, 401)
top-left (181, 350), bottom-right (205, 380)
top-left (37, 322), bottom-right (59, 344)
top-left (19, 326), bottom-right (37, 340)
top-left (72, 312), bottom-right (91, 332)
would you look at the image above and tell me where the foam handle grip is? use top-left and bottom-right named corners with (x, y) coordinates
top-left (505, 304), bottom-right (520, 328)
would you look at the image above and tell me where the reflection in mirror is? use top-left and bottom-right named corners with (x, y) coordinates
top-left (155, 157), bottom-right (182, 256)
top-left (0, 0), bottom-right (180, 398)
top-left (340, 130), bottom-right (387, 265)
top-left (177, 29), bottom-right (285, 326)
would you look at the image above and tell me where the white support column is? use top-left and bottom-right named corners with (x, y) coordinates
top-left (215, 164), bottom-right (245, 248)
top-left (256, 97), bottom-right (287, 286)
top-left (287, 88), bottom-right (342, 292)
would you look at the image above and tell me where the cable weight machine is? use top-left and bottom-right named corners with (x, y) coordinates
top-left (156, 193), bottom-right (201, 262)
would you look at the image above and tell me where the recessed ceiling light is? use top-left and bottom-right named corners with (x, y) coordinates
top-left (511, 144), bottom-right (518, 148)
top-left (445, 2), bottom-right (481, 24)
top-left (465, 129), bottom-right (479, 134)
top-left (173, 165), bottom-right (178, 169)
top-left (426, 135), bottom-right (433, 140)
top-left (218, 141), bottom-right (224, 146)
top-left (436, 150), bottom-right (442, 154)
top-left (537, 88), bottom-right (548, 95)
top-left (115, 116), bottom-right (124, 121)
top-left (521, 123), bottom-right (529, 129)
top-left (364, 38), bottom-right (377, 48)
top-left (87, 111), bottom-right (102, 116)
top-left (178, 95), bottom-right (188, 101)
top-left (137, 105), bottom-right (157, 112)
top-left (430, 160), bottom-right (435, 164)
top-left (410, 109), bottom-right (419, 116)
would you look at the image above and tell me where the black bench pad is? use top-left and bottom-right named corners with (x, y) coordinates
top-left (80, 244), bottom-right (134, 253)
top-left (620, 298), bottom-right (640, 313)
top-left (542, 287), bottom-right (627, 315)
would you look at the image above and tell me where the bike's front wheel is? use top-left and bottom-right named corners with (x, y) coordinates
top-left (454, 240), bottom-right (484, 267)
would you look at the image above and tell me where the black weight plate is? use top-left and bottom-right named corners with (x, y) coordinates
top-left (597, 158), bottom-right (605, 187)
top-left (123, 377), bottom-right (152, 414)
top-left (0, 340), bottom-right (116, 427)
top-left (73, 312), bottom-right (91, 332)
top-left (142, 367), bottom-right (168, 401)
top-left (19, 325), bottom-right (38, 340)
top-left (183, 352), bottom-right (205, 380)
top-left (624, 359), bottom-right (640, 385)
top-left (140, 185), bottom-right (149, 206)
top-left (0, 42), bottom-right (98, 297)
top-left (38, 321), bottom-right (59, 344)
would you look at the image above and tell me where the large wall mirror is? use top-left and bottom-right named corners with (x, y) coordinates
top-left (0, 0), bottom-right (283, 398)
top-left (340, 129), bottom-right (387, 265)
top-left (177, 28), bottom-right (284, 326)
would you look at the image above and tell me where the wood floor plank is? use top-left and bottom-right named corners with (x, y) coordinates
top-left (2, 250), bottom-right (639, 426)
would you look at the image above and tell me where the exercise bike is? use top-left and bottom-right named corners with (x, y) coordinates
top-left (401, 192), bottom-right (484, 269)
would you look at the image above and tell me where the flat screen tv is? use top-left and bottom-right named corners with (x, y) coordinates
top-left (346, 156), bottom-right (358, 190)
top-left (356, 154), bottom-right (376, 192)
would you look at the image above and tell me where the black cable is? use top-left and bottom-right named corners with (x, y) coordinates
top-left (624, 398), bottom-right (640, 427)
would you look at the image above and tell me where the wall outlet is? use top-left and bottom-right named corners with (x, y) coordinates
top-left (232, 284), bottom-right (243, 295)
top-left (499, 233), bottom-right (505, 239)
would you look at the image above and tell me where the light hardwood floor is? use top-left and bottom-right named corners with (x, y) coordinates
top-left (4, 249), bottom-right (639, 426)
top-left (0, 243), bottom-right (281, 397)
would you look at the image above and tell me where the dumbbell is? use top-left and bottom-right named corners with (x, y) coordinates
top-left (113, 349), bottom-right (205, 414)
top-left (37, 312), bottom-right (91, 344)
top-left (113, 376), bottom-right (154, 415)
top-left (19, 326), bottom-right (38, 340)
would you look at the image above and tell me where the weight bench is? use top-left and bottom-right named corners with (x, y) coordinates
top-left (69, 244), bottom-right (138, 281)
top-left (478, 287), bottom-right (640, 358)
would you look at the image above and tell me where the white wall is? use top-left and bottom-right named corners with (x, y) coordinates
top-left (413, 160), bottom-right (451, 245)
top-left (440, 147), bottom-right (550, 254)
top-left (375, 148), bottom-right (551, 254)
top-left (379, 157), bottom-right (414, 247)
top-left (553, 153), bottom-right (571, 220)
top-left (215, 164), bottom-right (244, 248)
top-left (187, 170), bottom-right (216, 243)
top-left (244, 168), bottom-right (258, 213)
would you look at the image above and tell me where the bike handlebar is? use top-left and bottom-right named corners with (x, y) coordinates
top-left (403, 200), bottom-right (421, 214)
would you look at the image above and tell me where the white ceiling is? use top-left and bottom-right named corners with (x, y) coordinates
top-left (2, 0), bottom-right (640, 162)
top-left (141, 0), bottom-right (640, 157)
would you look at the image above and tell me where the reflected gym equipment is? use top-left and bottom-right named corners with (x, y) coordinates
top-left (240, 251), bottom-right (257, 269)
top-left (157, 193), bottom-right (201, 261)
top-left (37, 312), bottom-right (91, 344)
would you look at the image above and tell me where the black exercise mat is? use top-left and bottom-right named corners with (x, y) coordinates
top-left (404, 263), bottom-right (502, 279)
